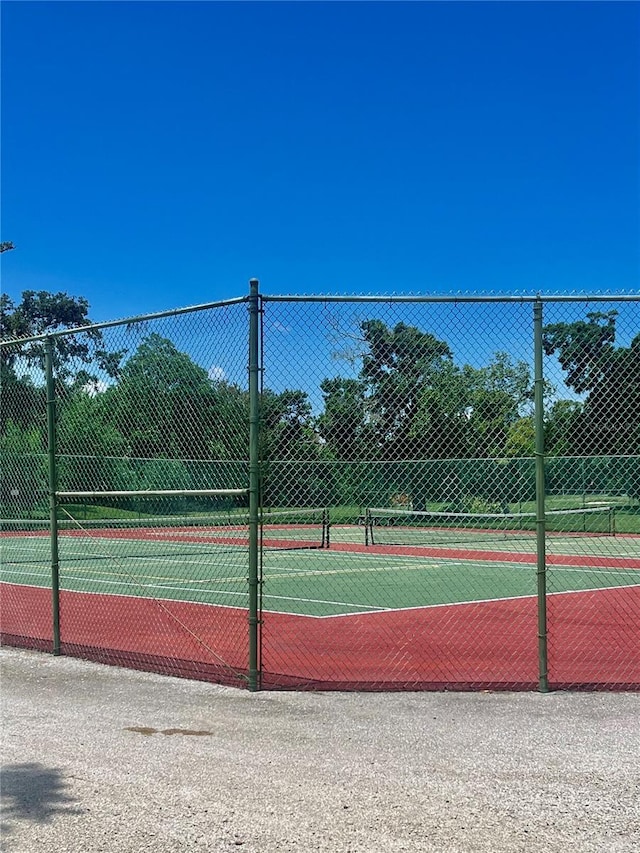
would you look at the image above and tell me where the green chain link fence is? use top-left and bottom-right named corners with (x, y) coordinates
top-left (1, 285), bottom-right (638, 690)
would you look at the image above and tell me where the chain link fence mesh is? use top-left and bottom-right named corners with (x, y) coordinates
top-left (260, 298), bottom-right (541, 688)
top-left (1, 301), bottom-right (252, 685)
top-left (1, 290), bottom-right (638, 690)
top-left (541, 300), bottom-right (640, 688)
top-left (0, 341), bottom-right (52, 650)
top-left (259, 296), bottom-right (638, 689)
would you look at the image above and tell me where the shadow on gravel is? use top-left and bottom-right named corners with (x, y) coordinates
top-left (1, 763), bottom-right (82, 842)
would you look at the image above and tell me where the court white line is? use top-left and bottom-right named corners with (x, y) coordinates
top-left (264, 562), bottom-right (640, 580)
top-left (3, 575), bottom-right (637, 622)
top-left (3, 558), bottom-right (638, 589)
top-left (317, 581), bottom-right (640, 619)
top-left (0, 566), bottom-right (248, 586)
top-left (1, 572), bottom-right (250, 599)
top-left (0, 580), bottom-right (254, 614)
top-left (0, 570), bottom-right (381, 614)
top-left (261, 592), bottom-right (386, 612)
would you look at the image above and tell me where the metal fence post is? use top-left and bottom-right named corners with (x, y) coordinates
top-left (44, 337), bottom-right (61, 655)
top-left (533, 299), bottom-right (549, 692)
top-left (248, 278), bottom-right (261, 691)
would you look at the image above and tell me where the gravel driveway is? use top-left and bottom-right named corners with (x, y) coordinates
top-left (1, 647), bottom-right (638, 852)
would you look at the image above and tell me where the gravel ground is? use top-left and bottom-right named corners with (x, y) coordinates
top-left (1, 647), bottom-right (639, 852)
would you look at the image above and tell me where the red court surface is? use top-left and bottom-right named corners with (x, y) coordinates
top-left (2, 581), bottom-right (638, 690)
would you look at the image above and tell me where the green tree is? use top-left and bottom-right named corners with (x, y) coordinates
top-left (543, 311), bottom-right (640, 454)
top-left (260, 388), bottom-right (319, 461)
top-left (260, 388), bottom-right (326, 506)
top-left (322, 320), bottom-right (538, 508)
top-left (463, 353), bottom-right (533, 457)
top-left (504, 417), bottom-right (535, 458)
top-left (109, 333), bottom-right (250, 463)
top-left (409, 361), bottom-right (475, 459)
top-left (207, 381), bottom-right (250, 460)
top-left (0, 420), bottom-right (48, 516)
top-left (56, 391), bottom-right (132, 493)
top-left (1, 290), bottom-right (120, 381)
top-left (545, 400), bottom-right (583, 455)
top-left (356, 320), bottom-right (533, 460)
top-left (359, 320), bottom-right (453, 458)
top-left (0, 370), bottom-right (45, 435)
top-left (317, 378), bottom-right (375, 461)
top-left (111, 333), bottom-right (220, 459)
top-left (1, 291), bottom-right (100, 436)
top-left (0, 288), bottom-right (128, 509)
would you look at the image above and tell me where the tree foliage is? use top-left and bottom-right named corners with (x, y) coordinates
top-left (1, 290), bottom-right (121, 380)
top-left (359, 320), bottom-right (453, 457)
top-left (543, 311), bottom-right (640, 454)
top-left (318, 378), bottom-right (374, 461)
top-left (110, 333), bottom-right (248, 460)
top-left (1, 291), bottom-right (638, 514)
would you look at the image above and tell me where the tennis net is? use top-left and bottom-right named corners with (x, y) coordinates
top-left (1, 505), bottom-right (329, 565)
top-left (365, 506), bottom-right (616, 547)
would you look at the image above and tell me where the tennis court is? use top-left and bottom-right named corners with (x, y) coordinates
top-left (2, 507), bottom-right (639, 690)
top-left (2, 288), bottom-right (638, 691)
top-left (1, 508), bottom-right (638, 613)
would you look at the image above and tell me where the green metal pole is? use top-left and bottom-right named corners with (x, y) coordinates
top-left (247, 279), bottom-right (261, 691)
top-left (533, 300), bottom-right (549, 692)
top-left (45, 337), bottom-right (61, 656)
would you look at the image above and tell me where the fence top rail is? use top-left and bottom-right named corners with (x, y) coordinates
top-left (56, 489), bottom-right (249, 499)
top-left (3, 290), bottom-right (638, 349)
top-left (261, 293), bottom-right (640, 304)
top-left (0, 295), bottom-right (250, 348)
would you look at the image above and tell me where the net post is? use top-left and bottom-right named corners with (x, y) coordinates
top-left (248, 278), bottom-right (261, 691)
top-left (324, 508), bottom-right (330, 548)
top-left (45, 337), bottom-right (61, 656)
top-left (364, 508), bottom-right (371, 546)
top-left (533, 299), bottom-right (549, 693)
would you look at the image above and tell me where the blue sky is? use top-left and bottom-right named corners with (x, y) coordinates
top-left (2, 1), bottom-right (639, 323)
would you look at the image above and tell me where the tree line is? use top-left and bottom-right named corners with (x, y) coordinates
top-left (1, 291), bottom-right (638, 514)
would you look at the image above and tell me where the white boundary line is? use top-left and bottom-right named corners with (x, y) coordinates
top-left (317, 582), bottom-right (640, 619)
top-left (2, 568), bottom-right (638, 621)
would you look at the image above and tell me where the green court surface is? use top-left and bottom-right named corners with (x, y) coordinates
top-left (1, 529), bottom-right (638, 618)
